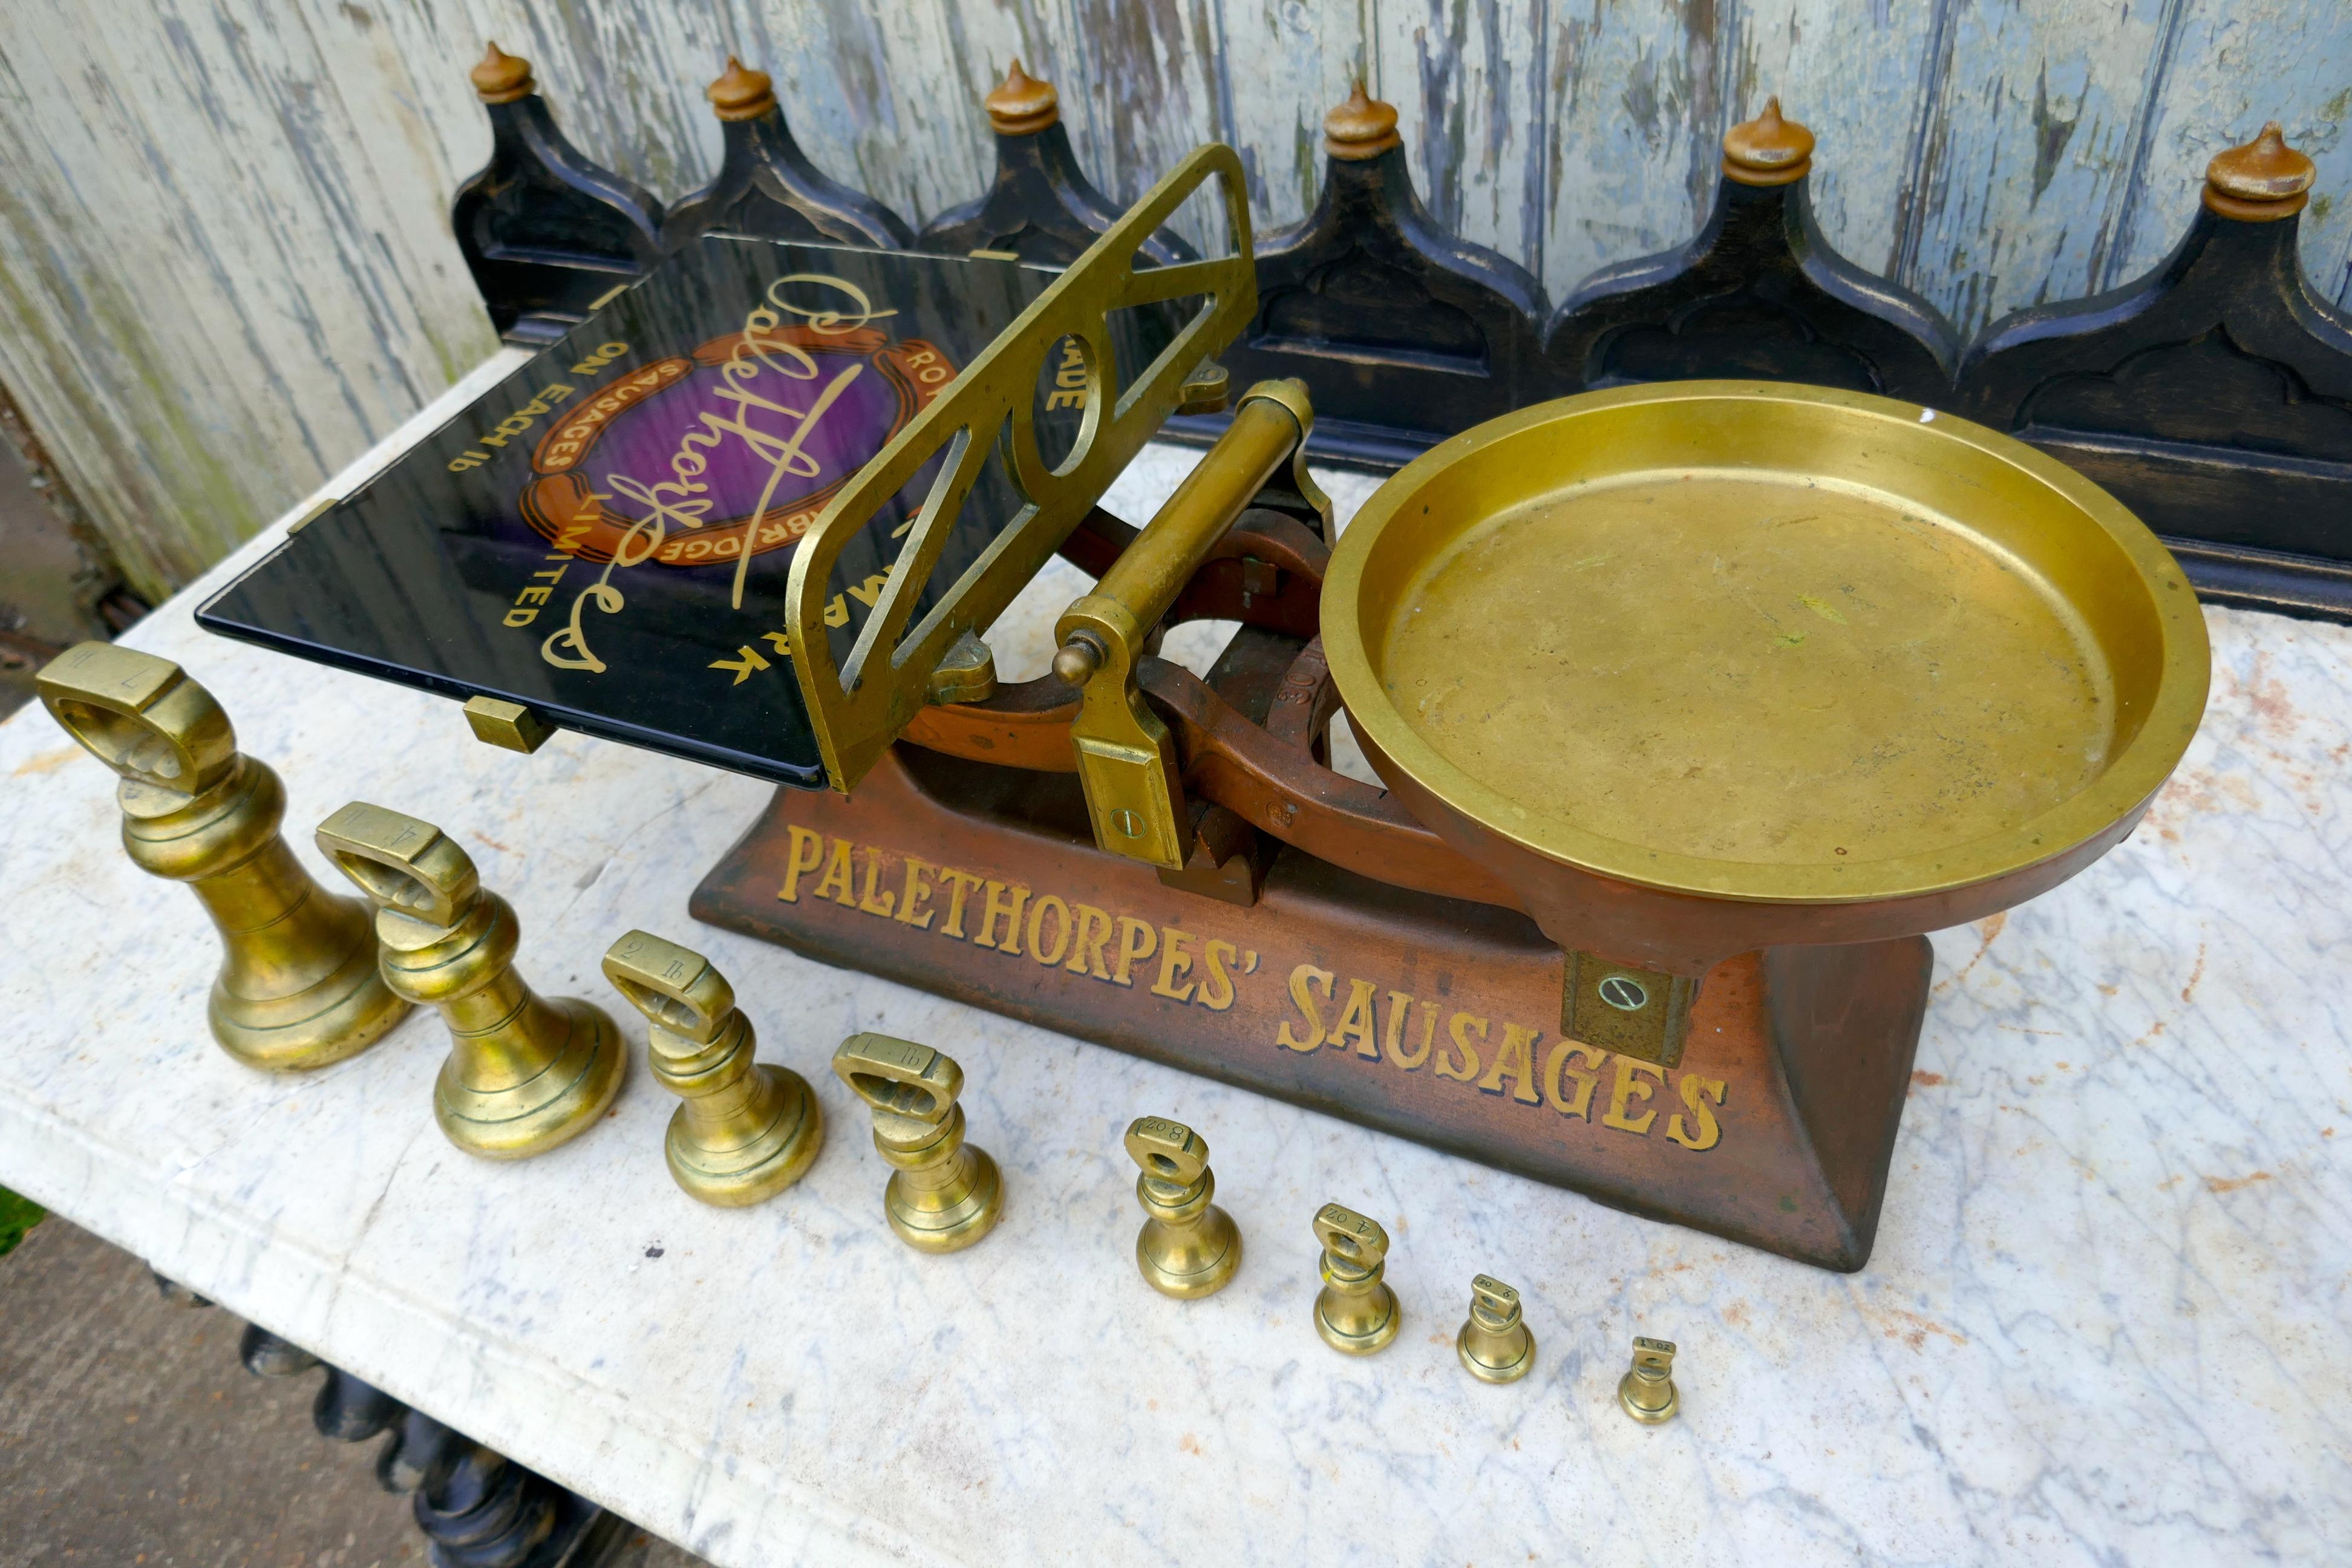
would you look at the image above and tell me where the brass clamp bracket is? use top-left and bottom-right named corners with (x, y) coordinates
top-left (1054, 379), bottom-right (1325, 869)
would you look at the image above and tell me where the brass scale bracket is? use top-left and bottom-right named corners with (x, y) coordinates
top-left (787, 143), bottom-right (1477, 903)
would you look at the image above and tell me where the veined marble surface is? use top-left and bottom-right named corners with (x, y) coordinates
top-left (1, 365), bottom-right (2347, 1567)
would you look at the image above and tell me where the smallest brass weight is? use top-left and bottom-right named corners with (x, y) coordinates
top-left (603, 930), bottom-right (823, 1207)
top-left (831, 1034), bottom-right (1002, 1253)
top-left (1125, 1116), bottom-right (1241, 1298)
top-left (1618, 1336), bottom-right (1681, 1424)
top-left (1455, 1275), bottom-right (1535, 1383)
top-left (1312, 1203), bottom-right (1399, 1356)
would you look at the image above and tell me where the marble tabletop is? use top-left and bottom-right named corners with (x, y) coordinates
top-left (1, 356), bottom-right (2347, 1567)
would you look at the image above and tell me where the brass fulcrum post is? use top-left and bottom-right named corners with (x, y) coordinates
top-left (1312, 1203), bottom-right (1399, 1355)
top-left (1455, 1275), bottom-right (1536, 1383)
top-left (1125, 1116), bottom-right (1241, 1298)
top-left (602, 930), bottom-right (823, 1206)
top-left (316, 802), bottom-right (626, 1158)
top-left (1619, 1336), bottom-right (1681, 1423)
top-left (832, 1034), bottom-right (1002, 1253)
top-left (34, 644), bottom-right (409, 1071)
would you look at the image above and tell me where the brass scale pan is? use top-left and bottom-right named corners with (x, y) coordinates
top-left (1321, 381), bottom-right (2211, 976)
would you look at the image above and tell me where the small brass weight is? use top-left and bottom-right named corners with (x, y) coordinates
top-left (831, 1034), bottom-right (1002, 1253)
top-left (1312, 1203), bottom-right (1399, 1355)
top-left (1455, 1275), bottom-right (1536, 1383)
top-left (316, 802), bottom-right (625, 1158)
top-left (1125, 1116), bottom-right (1241, 1298)
top-left (602, 930), bottom-right (822, 1206)
top-left (34, 644), bottom-right (408, 1071)
top-left (1618, 1336), bottom-right (1681, 1423)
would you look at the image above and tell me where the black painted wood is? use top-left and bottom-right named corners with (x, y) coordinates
top-left (1169, 130), bottom-right (1549, 471)
top-left (1544, 178), bottom-right (1955, 404)
top-left (918, 119), bottom-right (1195, 269)
top-left (662, 99), bottom-right (913, 254)
top-left (452, 90), bottom-right (664, 349)
top-left (1956, 199), bottom-right (2352, 623)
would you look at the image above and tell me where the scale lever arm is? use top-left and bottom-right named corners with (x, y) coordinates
top-left (1053, 379), bottom-right (1321, 869)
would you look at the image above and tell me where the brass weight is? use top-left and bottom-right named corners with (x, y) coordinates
top-left (831, 1034), bottom-right (1002, 1253)
top-left (1618, 1336), bottom-right (1681, 1423)
top-left (602, 930), bottom-right (823, 1206)
top-left (34, 644), bottom-right (408, 1071)
top-left (316, 802), bottom-right (625, 1158)
top-left (1454, 1275), bottom-right (1536, 1383)
top-left (1311, 1203), bottom-right (1399, 1355)
top-left (1123, 1116), bottom-right (1241, 1298)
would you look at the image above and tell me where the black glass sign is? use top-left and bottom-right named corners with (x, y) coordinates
top-left (198, 237), bottom-right (1089, 788)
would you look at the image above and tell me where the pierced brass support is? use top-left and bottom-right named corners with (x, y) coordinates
top-left (317, 802), bottom-right (625, 1158)
top-left (1125, 1116), bottom-right (1241, 1298)
top-left (831, 1033), bottom-right (1002, 1253)
top-left (603, 930), bottom-right (823, 1206)
top-left (35, 643), bottom-right (409, 1071)
top-left (1312, 1202), bottom-right (1399, 1355)
top-left (1053, 379), bottom-right (1323, 869)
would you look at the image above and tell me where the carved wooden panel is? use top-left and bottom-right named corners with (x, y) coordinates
top-left (1955, 127), bottom-right (2352, 619)
top-left (450, 46), bottom-right (663, 348)
top-left (660, 60), bottom-right (913, 255)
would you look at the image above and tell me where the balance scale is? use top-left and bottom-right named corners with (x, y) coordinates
top-left (201, 146), bottom-right (2209, 1270)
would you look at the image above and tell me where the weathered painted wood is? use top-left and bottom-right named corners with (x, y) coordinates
top-left (3, 0), bottom-right (2351, 601)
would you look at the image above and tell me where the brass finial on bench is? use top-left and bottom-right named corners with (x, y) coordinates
top-left (985, 59), bottom-right (1059, 136)
top-left (1722, 96), bottom-right (1814, 186)
top-left (1324, 82), bottom-right (1401, 161)
top-left (2204, 123), bottom-right (2315, 221)
top-left (469, 42), bottom-right (534, 105)
top-left (708, 56), bottom-right (777, 122)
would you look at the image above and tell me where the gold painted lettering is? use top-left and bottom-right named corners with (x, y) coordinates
top-left (778, 826), bottom-right (826, 903)
top-left (1666, 1076), bottom-right (1727, 1152)
top-left (1276, 965), bottom-right (1335, 1052)
top-left (1151, 928), bottom-right (1198, 1002)
top-left (1330, 979), bottom-right (1380, 1059)
top-left (710, 645), bottom-right (771, 684)
top-left (1603, 1056), bottom-right (1664, 1135)
top-left (937, 869), bottom-right (982, 939)
top-left (895, 858), bottom-right (936, 929)
top-left (1195, 940), bottom-right (1240, 1011)
top-left (1477, 1022), bottom-right (1544, 1105)
top-left (516, 586), bottom-right (551, 607)
top-left (1543, 1039), bottom-right (1604, 1120)
top-left (1436, 1013), bottom-right (1488, 1082)
top-left (1111, 917), bottom-right (1157, 987)
top-left (1383, 992), bottom-right (1432, 1070)
top-left (812, 838), bottom-right (857, 907)
top-left (502, 607), bottom-right (538, 627)
top-left (974, 880), bottom-right (1029, 954)
top-left (1025, 895), bottom-right (1073, 967)
top-left (856, 848), bottom-right (896, 917)
top-left (1066, 904), bottom-right (1115, 979)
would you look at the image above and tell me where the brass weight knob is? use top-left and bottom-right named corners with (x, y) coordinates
top-left (1311, 1203), bottom-right (1399, 1355)
top-left (1455, 1274), bottom-right (1535, 1383)
top-left (34, 644), bottom-right (409, 1071)
top-left (603, 931), bottom-right (823, 1206)
top-left (316, 803), bottom-right (625, 1158)
top-left (831, 1034), bottom-right (1002, 1253)
top-left (1125, 1116), bottom-right (1241, 1298)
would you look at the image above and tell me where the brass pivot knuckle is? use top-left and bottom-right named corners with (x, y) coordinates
top-left (34, 643), bottom-right (409, 1073)
top-left (1618, 1336), bottom-right (1680, 1424)
top-left (832, 1034), bottom-right (1002, 1253)
top-left (1054, 377), bottom-right (1321, 871)
top-left (1125, 1116), bottom-right (1241, 1298)
top-left (318, 800), bottom-right (625, 1160)
top-left (1455, 1273), bottom-right (1536, 1384)
top-left (1312, 1202), bottom-right (1399, 1355)
top-left (604, 931), bottom-right (822, 1206)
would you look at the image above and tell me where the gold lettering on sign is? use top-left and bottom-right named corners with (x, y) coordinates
top-left (771, 830), bottom-right (1730, 1154)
